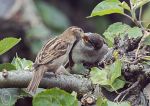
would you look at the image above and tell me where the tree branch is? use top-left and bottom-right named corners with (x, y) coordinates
top-left (0, 70), bottom-right (93, 94)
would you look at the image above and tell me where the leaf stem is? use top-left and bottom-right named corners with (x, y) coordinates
top-left (122, 13), bottom-right (133, 21)
top-left (122, 13), bottom-right (139, 26)
top-left (139, 6), bottom-right (142, 25)
top-left (138, 6), bottom-right (145, 30)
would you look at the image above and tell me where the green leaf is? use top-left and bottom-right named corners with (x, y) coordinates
top-left (96, 96), bottom-right (131, 106)
top-left (0, 88), bottom-right (20, 106)
top-left (90, 0), bottom-right (124, 17)
top-left (110, 60), bottom-right (122, 83)
top-left (105, 78), bottom-right (125, 92)
top-left (131, 0), bottom-right (137, 4)
top-left (90, 60), bottom-right (125, 92)
top-left (103, 22), bottom-right (130, 46)
top-left (133, 0), bottom-right (150, 9)
top-left (96, 97), bottom-right (108, 106)
top-left (90, 67), bottom-right (109, 85)
top-left (0, 63), bottom-right (16, 71)
top-left (143, 35), bottom-right (150, 45)
top-left (11, 55), bottom-right (33, 70)
top-left (103, 22), bottom-right (142, 47)
top-left (0, 37), bottom-right (21, 55)
top-left (127, 27), bottom-right (143, 38)
top-left (36, 1), bottom-right (70, 30)
top-left (33, 88), bottom-right (78, 106)
top-left (119, 1), bottom-right (130, 11)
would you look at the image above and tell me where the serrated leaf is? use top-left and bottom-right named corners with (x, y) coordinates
top-left (0, 37), bottom-right (21, 55)
top-left (90, 67), bottom-right (109, 85)
top-left (90, 0), bottom-right (124, 17)
top-left (0, 63), bottom-right (16, 71)
top-left (127, 27), bottom-right (143, 38)
top-left (90, 60), bottom-right (125, 92)
top-left (103, 22), bottom-right (142, 47)
top-left (11, 55), bottom-right (33, 70)
top-left (119, 1), bottom-right (130, 11)
top-left (33, 88), bottom-right (78, 106)
top-left (103, 22), bottom-right (130, 46)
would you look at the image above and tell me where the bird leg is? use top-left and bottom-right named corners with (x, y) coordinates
top-left (114, 79), bottom-right (140, 102)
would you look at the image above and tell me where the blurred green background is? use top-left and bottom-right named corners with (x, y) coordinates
top-left (0, 0), bottom-right (149, 63)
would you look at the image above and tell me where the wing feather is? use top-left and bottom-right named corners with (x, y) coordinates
top-left (34, 37), bottom-right (70, 66)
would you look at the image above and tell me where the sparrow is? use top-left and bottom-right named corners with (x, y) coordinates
top-left (26, 26), bottom-right (85, 93)
top-left (68, 33), bottom-right (108, 74)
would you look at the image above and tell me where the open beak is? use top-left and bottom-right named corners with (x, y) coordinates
top-left (82, 34), bottom-right (89, 43)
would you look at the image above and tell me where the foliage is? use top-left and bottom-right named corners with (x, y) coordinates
top-left (96, 96), bottom-right (131, 106)
top-left (0, 37), bottom-right (21, 71)
top-left (90, 0), bottom-right (150, 48)
top-left (11, 55), bottom-right (33, 70)
top-left (36, 1), bottom-right (70, 31)
top-left (89, 0), bottom-right (150, 105)
top-left (33, 88), bottom-right (78, 106)
top-left (27, 1), bottom-right (71, 54)
top-left (103, 22), bottom-right (142, 47)
top-left (1, 0), bottom-right (150, 105)
top-left (0, 88), bottom-right (31, 106)
top-left (0, 63), bottom-right (16, 71)
top-left (0, 54), bottom-right (33, 71)
top-left (90, 0), bottom-right (150, 18)
top-left (90, 0), bottom-right (124, 17)
top-left (0, 37), bottom-right (21, 55)
top-left (90, 60), bottom-right (125, 92)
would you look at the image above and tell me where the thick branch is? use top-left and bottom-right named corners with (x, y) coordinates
top-left (0, 71), bottom-right (93, 94)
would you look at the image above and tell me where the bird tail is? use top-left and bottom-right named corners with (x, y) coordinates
top-left (26, 66), bottom-right (47, 93)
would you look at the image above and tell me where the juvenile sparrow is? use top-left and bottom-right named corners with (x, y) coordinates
top-left (68, 33), bottom-right (108, 74)
top-left (26, 26), bottom-right (85, 93)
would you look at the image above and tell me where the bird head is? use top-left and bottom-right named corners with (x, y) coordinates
top-left (82, 33), bottom-right (104, 50)
top-left (69, 26), bottom-right (85, 38)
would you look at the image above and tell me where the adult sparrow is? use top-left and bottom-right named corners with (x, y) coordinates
top-left (26, 26), bottom-right (85, 93)
top-left (68, 32), bottom-right (108, 74)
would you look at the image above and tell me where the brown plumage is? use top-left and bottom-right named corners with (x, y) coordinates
top-left (26, 26), bottom-right (85, 93)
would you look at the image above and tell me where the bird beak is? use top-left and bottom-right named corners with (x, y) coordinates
top-left (82, 35), bottom-right (89, 43)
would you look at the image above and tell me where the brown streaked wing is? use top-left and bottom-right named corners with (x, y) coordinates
top-left (34, 37), bottom-right (69, 65)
